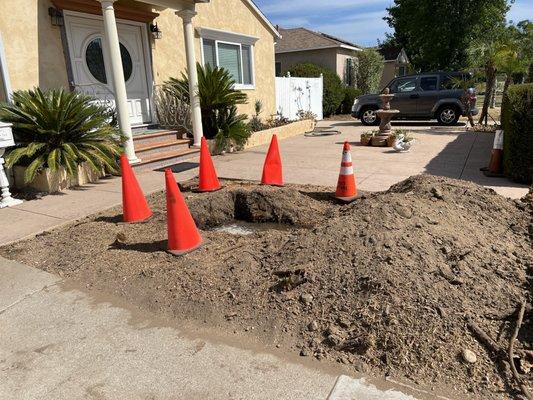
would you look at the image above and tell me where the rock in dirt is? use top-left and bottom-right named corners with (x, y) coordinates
top-left (462, 348), bottom-right (478, 364)
top-left (300, 293), bottom-right (313, 305)
top-left (308, 321), bottom-right (319, 331)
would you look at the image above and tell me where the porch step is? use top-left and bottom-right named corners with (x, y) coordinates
top-left (133, 148), bottom-right (200, 171)
top-left (133, 129), bottom-right (183, 146)
top-left (135, 138), bottom-right (192, 158)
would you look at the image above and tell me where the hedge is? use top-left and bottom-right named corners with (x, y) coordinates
top-left (338, 87), bottom-right (362, 114)
top-left (501, 83), bottom-right (533, 184)
top-left (288, 63), bottom-right (344, 117)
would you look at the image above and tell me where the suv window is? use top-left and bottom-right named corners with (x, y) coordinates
top-left (420, 76), bottom-right (438, 91)
top-left (440, 74), bottom-right (463, 90)
top-left (390, 77), bottom-right (417, 93)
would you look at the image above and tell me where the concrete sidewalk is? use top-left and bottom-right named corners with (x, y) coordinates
top-left (0, 256), bottom-right (428, 400)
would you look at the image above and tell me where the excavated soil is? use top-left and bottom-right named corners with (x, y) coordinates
top-left (2, 175), bottom-right (532, 399)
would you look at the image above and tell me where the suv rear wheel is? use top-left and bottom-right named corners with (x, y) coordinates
top-left (360, 107), bottom-right (380, 126)
top-left (436, 105), bottom-right (460, 125)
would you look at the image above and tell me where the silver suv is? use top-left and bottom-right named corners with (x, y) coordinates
top-left (351, 72), bottom-right (477, 126)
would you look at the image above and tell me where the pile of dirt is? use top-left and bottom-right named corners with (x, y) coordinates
top-left (2, 175), bottom-right (531, 399)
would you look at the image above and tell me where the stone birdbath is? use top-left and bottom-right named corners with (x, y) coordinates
top-left (371, 88), bottom-right (400, 147)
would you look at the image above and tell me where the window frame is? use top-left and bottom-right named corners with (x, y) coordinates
top-left (200, 37), bottom-right (255, 90)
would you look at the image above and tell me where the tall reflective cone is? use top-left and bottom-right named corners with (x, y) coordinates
top-left (165, 169), bottom-right (203, 256)
top-left (261, 134), bottom-right (283, 186)
top-left (198, 136), bottom-right (221, 192)
top-left (120, 154), bottom-right (152, 223)
top-left (335, 141), bottom-right (358, 202)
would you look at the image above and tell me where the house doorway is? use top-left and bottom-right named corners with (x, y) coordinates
top-left (63, 11), bottom-right (153, 125)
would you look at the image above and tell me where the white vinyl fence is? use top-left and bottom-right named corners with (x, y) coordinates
top-left (275, 74), bottom-right (323, 121)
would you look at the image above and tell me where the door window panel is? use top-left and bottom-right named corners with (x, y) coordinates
top-left (391, 77), bottom-right (417, 93)
top-left (86, 38), bottom-right (107, 84)
top-left (420, 76), bottom-right (438, 91)
top-left (85, 39), bottom-right (133, 84)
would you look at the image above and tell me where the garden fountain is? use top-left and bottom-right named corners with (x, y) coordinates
top-left (371, 88), bottom-right (400, 147)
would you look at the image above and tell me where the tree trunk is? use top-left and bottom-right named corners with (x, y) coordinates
top-left (478, 64), bottom-right (496, 125)
top-left (502, 74), bottom-right (513, 98)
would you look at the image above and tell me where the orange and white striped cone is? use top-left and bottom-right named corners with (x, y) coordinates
top-left (334, 141), bottom-right (359, 202)
top-left (481, 129), bottom-right (504, 177)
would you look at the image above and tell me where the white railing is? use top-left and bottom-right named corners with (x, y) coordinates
top-left (275, 74), bottom-right (323, 121)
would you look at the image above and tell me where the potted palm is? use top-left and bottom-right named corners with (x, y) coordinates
top-left (164, 64), bottom-right (251, 154)
top-left (360, 130), bottom-right (376, 146)
top-left (0, 88), bottom-right (123, 193)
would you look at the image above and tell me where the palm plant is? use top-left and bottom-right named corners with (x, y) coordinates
top-left (164, 63), bottom-right (248, 140)
top-left (0, 88), bottom-right (123, 183)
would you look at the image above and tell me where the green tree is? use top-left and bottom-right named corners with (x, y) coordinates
top-left (384, 0), bottom-right (510, 71)
top-left (356, 48), bottom-right (384, 94)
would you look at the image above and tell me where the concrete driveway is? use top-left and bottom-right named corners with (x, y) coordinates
top-left (212, 120), bottom-right (528, 199)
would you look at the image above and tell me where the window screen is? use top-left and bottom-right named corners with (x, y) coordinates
top-left (218, 43), bottom-right (242, 84)
top-left (241, 45), bottom-right (252, 85)
top-left (202, 39), bottom-right (216, 68)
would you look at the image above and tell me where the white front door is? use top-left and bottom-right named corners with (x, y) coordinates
top-left (64, 12), bottom-right (152, 125)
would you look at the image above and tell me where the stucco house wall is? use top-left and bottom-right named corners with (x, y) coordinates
top-left (275, 47), bottom-right (357, 85)
top-left (275, 48), bottom-right (338, 77)
top-left (0, 0), bottom-right (276, 118)
top-left (0, 0), bottom-right (70, 91)
top-left (152, 0), bottom-right (277, 117)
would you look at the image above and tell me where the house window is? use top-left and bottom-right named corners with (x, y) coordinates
top-left (398, 65), bottom-right (407, 76)
top-left (201, 37), bottom-right (255, 89)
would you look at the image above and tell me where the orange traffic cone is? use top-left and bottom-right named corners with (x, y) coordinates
top-left (165, 169), bottom-right (203, 256)
top-left (198, 137), bottom-right (221, 192)
top-left (120, 154), bottom-right (152, 223)
top-left (335, 141), bottom-right (358, 202)
top-left (261, 134), bottom-right (283, 186)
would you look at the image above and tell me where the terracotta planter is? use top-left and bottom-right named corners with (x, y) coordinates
top-left (387, 135), bottom-right (397, 147)
top-left (14, 162), bottom-right (105, 193)
top-left (360, 136), bottom-right (372, 146)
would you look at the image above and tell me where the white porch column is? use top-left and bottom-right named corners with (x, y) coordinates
top-left (99, 0), bottom-right (140, 163)
top-left (177, 9), bottom-right (203, 147)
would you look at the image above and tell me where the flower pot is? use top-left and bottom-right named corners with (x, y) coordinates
top-left (386, 135), bottom-right (397, 147)
top-left (360, 136), bottom-right (372, 146)
top-left (13, 162), bottom-right (105, 193)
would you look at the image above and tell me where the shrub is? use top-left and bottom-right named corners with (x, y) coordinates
top-left (338, 87), bottom-right (362, 114)
top-left (249, 99), bottom-right (266, 132)
top-left (501, 83), bottom-right (533, 183)
top-left (356, 48), bottom-right (384, 94)
top-left (288, 63), bottom-right (344, 117)
top-left (164, 64), bottom-right (249, 141)
top-left (0, 88), bottom-right (123, 183)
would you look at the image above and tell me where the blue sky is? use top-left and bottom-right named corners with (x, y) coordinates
top-left (255, 0), bottom-right (532, 47)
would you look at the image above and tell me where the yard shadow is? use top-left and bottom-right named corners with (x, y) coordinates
top-left (424, 131), bottom-right (528, 190)
top-left (155, 162), bottom-right (199, 173)
top-left (109, 240), bottom-right (167, 253)
top-left (95, 214), bottom-right (123, 223)
top-left (334, 141), bottom-right (367, 147)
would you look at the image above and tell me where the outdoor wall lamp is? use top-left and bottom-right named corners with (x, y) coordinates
top-left (48, 7), bottom-right (64, 27)
top-left (150, 23), bottom-right (163, 39)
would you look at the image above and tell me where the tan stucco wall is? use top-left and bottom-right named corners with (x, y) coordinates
top-left (0, 0), bottom-right (69, 92)
top-left (0, 0), bottom-right (276, 119)
top-left (275, 48), bottom-right (338, 77)
top-left (152, 0), bottom-right (277, 117)
top-left (380, 61), bottom-right (397, 89)
top-left (335, 48), bottom-right (357, 84)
